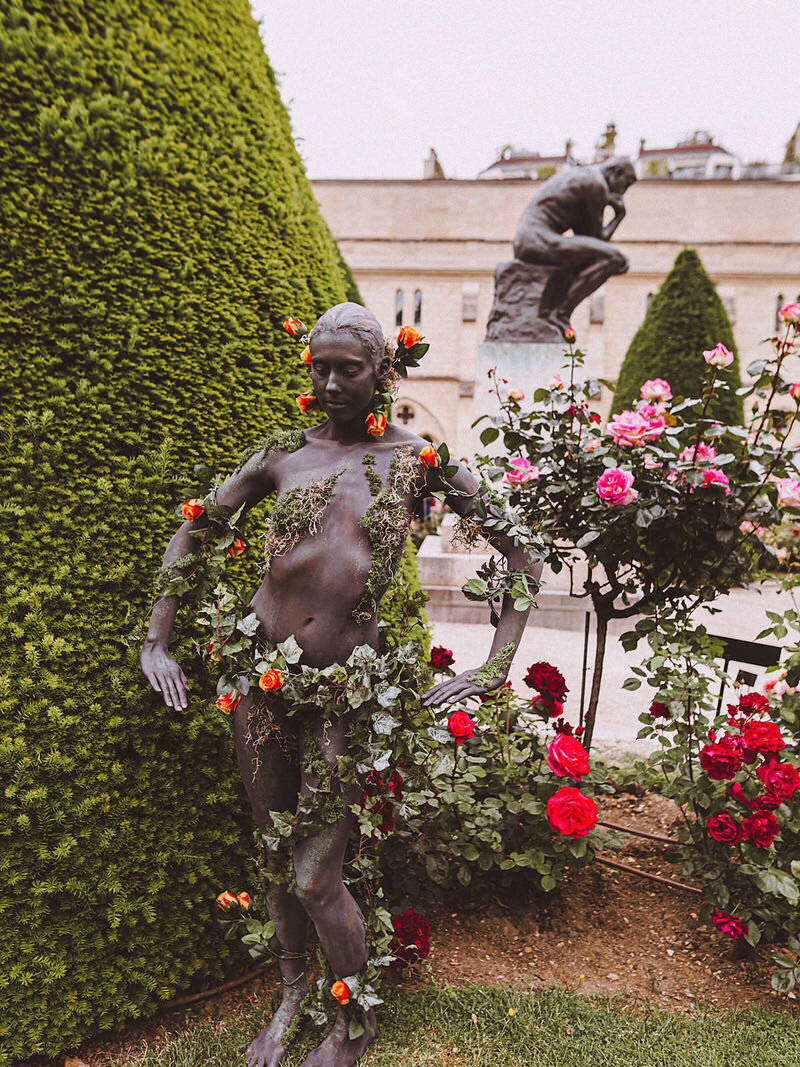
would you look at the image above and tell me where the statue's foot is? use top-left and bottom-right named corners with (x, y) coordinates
top-left (246, 985), bottom-right (308, 1067)
top-left (298, 1008), bottom-right (376, 1066)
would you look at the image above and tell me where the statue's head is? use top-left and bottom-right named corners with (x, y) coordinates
top-left (600, 156), bottom-right (637, 194)
top-left (308, 303), bottom-right (390, 421)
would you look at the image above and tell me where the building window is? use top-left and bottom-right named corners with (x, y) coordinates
top-left (646, 292), bottom-right (654, 311)
top-left (462, 283), bottom-right (479, 322)
top-left (413, 289), bottom-right (422, 325)
top-left (776, 294), bottom-right (784, 331)
top-left (395, 289), bottom-right (403, 327)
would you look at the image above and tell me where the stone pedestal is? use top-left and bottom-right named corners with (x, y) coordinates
top-left (485, 260), bottom-right (564, 343)
top-left (473, 341), bottom-right (566, 441)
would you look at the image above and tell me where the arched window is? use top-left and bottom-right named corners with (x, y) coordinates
top-left (395, 289), bottom-right (404, 327)
top-left (776, 294), bottom-right (784, 332)
top-left (413, 289), bottom-right (422, 325)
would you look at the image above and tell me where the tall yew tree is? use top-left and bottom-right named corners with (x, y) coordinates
top-left (612, 248), bottom-right (743, 423)
top-left (0, 2), bottom-right (356, 1058)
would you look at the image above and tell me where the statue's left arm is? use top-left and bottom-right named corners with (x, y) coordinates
top-left (420, 462), bottom-right (542, 706)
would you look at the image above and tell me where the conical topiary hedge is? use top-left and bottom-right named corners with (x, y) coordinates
top-left (612, 248), bottom-right (743, 423)
top-left (0, 2), bottom-right (358, 1058)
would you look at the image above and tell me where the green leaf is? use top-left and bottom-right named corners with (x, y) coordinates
top-left (480, 426), bottom-right (500, 445)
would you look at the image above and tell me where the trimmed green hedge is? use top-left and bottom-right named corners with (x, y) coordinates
top-left (612, 248), bottom-right (743, 423)
top-left (0, 2), bottom-right (360, 1059)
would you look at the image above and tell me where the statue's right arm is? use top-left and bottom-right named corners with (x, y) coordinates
top-left (140, 448), bottom-right (276, 711)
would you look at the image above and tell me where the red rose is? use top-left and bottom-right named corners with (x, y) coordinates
top-left (742, 809), bottom-right (779, 848)
top-left (225, 538), bottom-right (246, 557)
top-left (283, 316), bottom-right (306, 336)
top-left (397, 325), bottom-right (422, 348)
top-left (546, 786), bottom-right (598, 838)
top-left (546, 733), bottom-right (590, 780)
top-left (706, 812), bottom-right (742, 845)
top-left (712, 908), bottom-right (745, 940)
top-left (430, 646), bottom-right (455, 671)
top-left (259, 668), bottom-right (283, 692)
top-left (728, 782), bottom-right (757, 809)
top-left (300, 345), bottom-right (311, 365)
top-left (742, 720), bottom-right (785, 754)
top-left (215, 689), bottom-right (241, 715)
top-left (365, 412), bottom-right (387, 437)
top-left (718, 731), bottom-right (757, 765)
top-left (524, 661), bottom-right (568, 703)
top-left (419, 444), bottom-right (439, 468)
top-left (649, 700), bottom-right (671, 720)
top-left (699, 742), bottom-right (741, 780)
top-left (331, 980), bottom-right (350, 1005)
top-left (531, 694), bottom-right (564, 718)
top-left (447, 710), bottom-right (475, 744)
top-left (360, 769), bottom-right (403, 836)
top-left (181, 497), bottom-right (205, 521)
top-left (739, 692), bottom-right (769, 714)
top-left (756, 760), bottom-right (800, 803)
top-left (296, 391), bottom-right (317, 413)
top-left (389, 908), bottom-right (431, 969)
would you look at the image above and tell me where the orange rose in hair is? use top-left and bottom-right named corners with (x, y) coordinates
top-left (397, 325), bottom-right (421, 348)
top-left (419, 444), bottom-right (439, 468)
top-left (296, 392), bottom-right (316, 413)
top-left (300, 345), bottom-right (312, 365)
top-left (259, 668), bottom-right (284, 692)
top-left (216, 890), bottom-right (237, 910)
top-left (283, 316), bottom-right (306, 336)
top-left (331, 979), bottom-right (350, 1005)
top-left (181, 498), bottom-right (205, 521)
top-left (366, 412), bottom-right (387, 437)
top-left (226, 538), bottom-right (246, 557)
top-left (215, 690), bottom-right (241, 715)
top-left (237, 892), bottom-right (250, 909)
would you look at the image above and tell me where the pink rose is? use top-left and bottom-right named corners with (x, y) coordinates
top-left (596, 468), bottom-right (637, 506)
top-left (789, 383), bottom-right (800, 401)
top-left (778, 302), bottom-right (800, 325)
top-left (703, 343), bottom-right (734, 368)
top-left (549, 373), bottom-right (565, 390)
top-left (605, 405), bottom-right (657, 443)
top-left (640, 378), bottom-right (672, 403)
top-left (699, 468), bottom-right (731, 495)
top-left (546, 733), bottom-right (590, 780)
top-left (679, 442), bottom-right (717, 465)
top-left (504, 457), bottom-right (539, 487)
top-left (777, 478), bottom-right (800, 509)
top-left (507, 388), bottom-right (525, 402)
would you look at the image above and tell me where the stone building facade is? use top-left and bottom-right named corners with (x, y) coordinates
top-left (312, 177), bottom-right (800, 456)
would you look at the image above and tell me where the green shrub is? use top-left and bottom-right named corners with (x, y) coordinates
top-left (0, 1), bottom-right (359, 1059)
top-left (612, 248), bottom-right (743, 423)
top-left (378, 538), bottom-right (431, 662)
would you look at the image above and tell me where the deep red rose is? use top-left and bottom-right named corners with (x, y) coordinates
top-left (699, 742), bottom-right (742, 781)
top-left (389, 908), bottom-right (431, 969)
top-left (728, 782), bottom-right (757, 809)
top-left (531, 694), bottom-right (564, 718)
top-left (447, 710), bottom-right (475, 744)
top-left (524, 661), bottom-right (568, 703)
top-left (546, 786), bottom-right (598, 838)
top-left (718, 731), bottom-right (757, 765)
top-left (430, 646), bottom-right (455, 671)
top-left (754, 792), bottom-right (782, 810)
top-left (739, 692), bottom-right (769, 714)
top-left (742, 720), bottom-right (785, 754)
top-left (742, 809), bottom-right (780, 848)
top-left (649, 700), bottom-right (671, 720)
top-left (546, 733), bottom-right (590, 780)
top-left (553, 717), bottom-right (573, 735)
top-left (360, 769), bottom-right (403, 836)
top-left (706, 812), bottom-right (742, 845)
top-left (756, 760), bottom-right (800, 803)
top-left (712, 908), bottom-right (745, 939)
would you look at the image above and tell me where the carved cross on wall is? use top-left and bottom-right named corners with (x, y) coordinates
top-left (396, 404), bottom-right (415, 425)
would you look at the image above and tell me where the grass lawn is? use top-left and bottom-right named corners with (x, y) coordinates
top-left (116, 983), bottom-right (800, 1066)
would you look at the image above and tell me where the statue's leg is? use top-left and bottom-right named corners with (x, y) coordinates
top-left (294, 715), bottom-right (375, 1067)
top-left (233, 695), bottom-right (308, 1067)
top-left (560, 240), bottom-right (629, 322)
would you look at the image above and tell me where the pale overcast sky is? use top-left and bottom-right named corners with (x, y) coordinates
top-left (251, 0), bottom-right (798, 180)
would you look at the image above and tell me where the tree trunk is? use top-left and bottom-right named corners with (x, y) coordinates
top-left (582, 610), bottom-right (609, 752)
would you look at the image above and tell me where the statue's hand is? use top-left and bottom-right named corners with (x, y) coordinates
top-left (607, 193), bottom-right (626, 217)
top-left (141, 640), bottom-right (189, 710)
top-left (422, 668), bottom-right (505, 707)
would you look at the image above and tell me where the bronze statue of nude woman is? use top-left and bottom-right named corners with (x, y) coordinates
top-left (141, 302), bottom-right (541, 1067)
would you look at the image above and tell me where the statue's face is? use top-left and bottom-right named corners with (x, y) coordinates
top-left (606, 162), bottom-right (637, 195)
top-left (309, 335), bottom-right (378, 422)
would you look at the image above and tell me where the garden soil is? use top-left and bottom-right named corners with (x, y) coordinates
top-left (28, 792), bottom-right (798, 1067)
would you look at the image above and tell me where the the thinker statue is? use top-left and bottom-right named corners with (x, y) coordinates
top-left (486, 156), bottom-right (637, 342)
